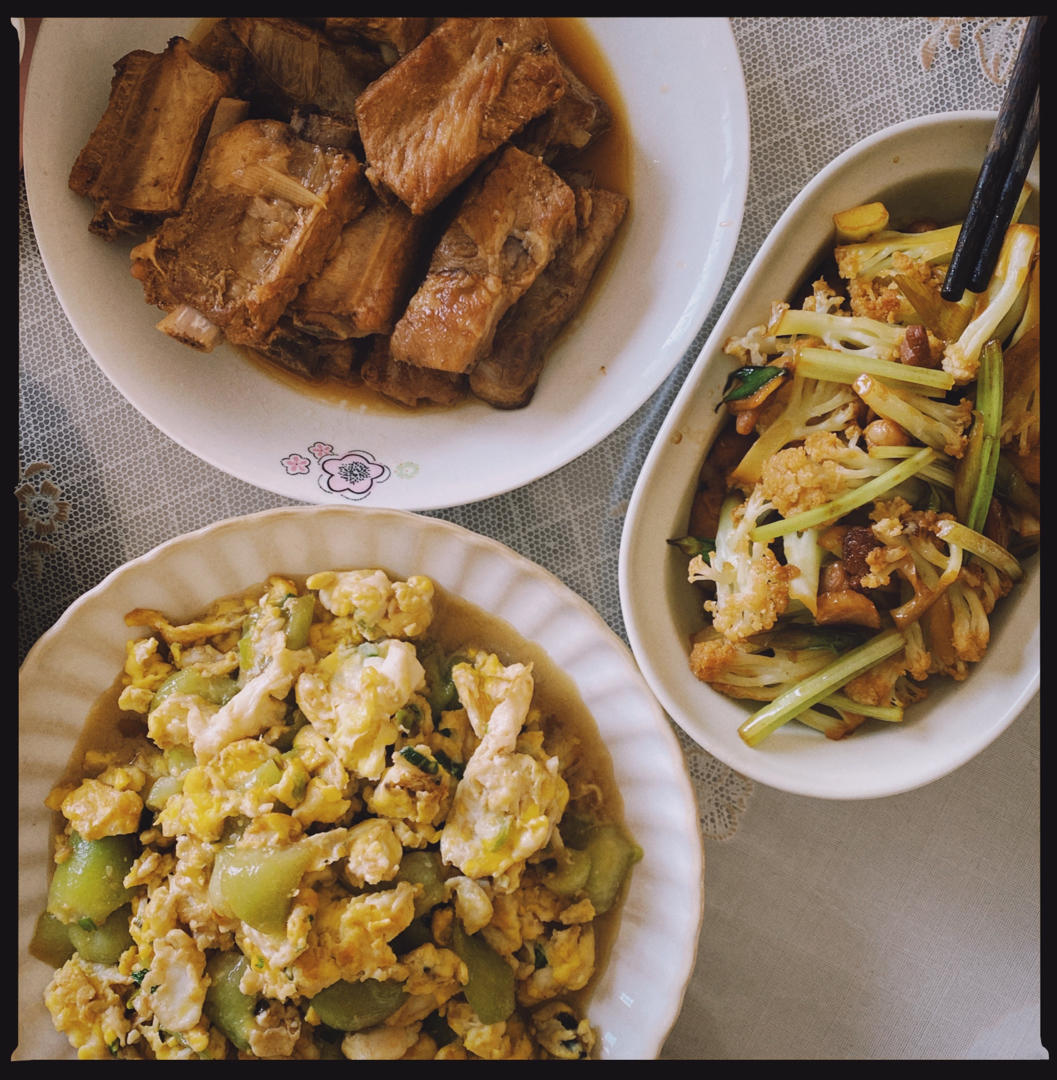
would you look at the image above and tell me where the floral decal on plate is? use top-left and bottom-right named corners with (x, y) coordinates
top-left (280, 443), bottom-right (402, 501)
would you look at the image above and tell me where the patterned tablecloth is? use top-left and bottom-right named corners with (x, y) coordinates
top-left (18, 17), bottom-right (1043, 1060)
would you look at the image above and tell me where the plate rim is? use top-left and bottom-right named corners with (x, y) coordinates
top-left (22, 16), bottom-right (750, 511)
top-left (18, 504), bottom-right (704, 1060)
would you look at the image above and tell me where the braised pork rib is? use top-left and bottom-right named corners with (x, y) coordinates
top-left (470, 185), bottom-right (628, 408)
top-left (290, 195), bottom-right (431, 340)
top-left (354, 17), bottom-right (566, 215)
top-left (130, 118), bottom-right (367, 350)
top-left (390, 145), bottom-right (577, 374)
top-left (69, 37), bottom-right (236, 240)
top-left (70, 17), bottom-right (628, 411)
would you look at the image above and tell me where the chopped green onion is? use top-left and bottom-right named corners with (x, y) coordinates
top-left (750, 447), bottom-right (936, 543)
top-left (399, 747), bottom-right (438, 774)
top-left (433, 749), bottom-right (464, 779)
top-left (738, 627), bottom-right (906, 747)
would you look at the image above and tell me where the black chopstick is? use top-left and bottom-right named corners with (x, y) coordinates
top-left (967, 85), bottom-right (1040, 295)
top-left (941, 14), bottom-right (1044, 301)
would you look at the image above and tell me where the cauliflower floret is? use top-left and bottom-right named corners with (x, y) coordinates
top-left (688, 634), bottom-right (833, 700)
top-left (947, 578), bottom-right (990, 666)
top-left (296, 639), bottom-right (426, 781)
top-left (861, 498), bottom-right (963, 627)
top-left (846, 254), bottom-right (947, 324)
top-left (802, 277), bottom-right (849, 315)
top-left (840, 650), bottom-right (929, 710)
top-left (772, 306), bottom-right (905, 360)
top-left (439, 655), bottom-right (568, 891)
top-left (728, 374), bottom-right (860, 488)
top-left (835, 225), bottom-right (960, 324)
top-left (943, 223), bottom-right (1038, 383)
top-left (853, 374), bottom-right (972, 458)
top-left (688, 488), bottom-right (794, 643)
top-left (907, 559), bottom-right (1011, 683)
top-left (760, 430), bottom-right (888, 518)
top-left (722, 307), bottom-right (786, 367)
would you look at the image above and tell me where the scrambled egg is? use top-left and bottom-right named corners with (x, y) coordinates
top-left (35, 569), bottom-right (639, 1060)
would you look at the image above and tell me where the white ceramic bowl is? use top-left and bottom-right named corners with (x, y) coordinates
top-left (22, 17), bottom-right (748, 510)
top-left (619, 112), bottom-right (1040, 801)
top-left (17, 506), bottom-right (703, 1060)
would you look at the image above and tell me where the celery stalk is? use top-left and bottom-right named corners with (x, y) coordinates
top-left (964, 339), bottom-right (1004, 532)
top-left (822, 692), bottom-right (903, 722)
top-left (934, 519), bottom-right (1022, 581)
top-left (738, 628), bottom-right (906, 747)
top-left (750, 447), bottom-right (935, 543)
top-left (796, 346), bottom-right (954, 392)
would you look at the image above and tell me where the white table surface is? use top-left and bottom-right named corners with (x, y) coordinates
top-left (17, 16), bottom-right (1044, 1061)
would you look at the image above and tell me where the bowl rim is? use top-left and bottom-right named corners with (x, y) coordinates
top-left (619, 109), bottom-right (1040, 800)
top-left (19, 504), bottom-right (704, 1059)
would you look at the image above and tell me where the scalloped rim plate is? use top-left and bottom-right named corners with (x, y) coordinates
top-left (18, 506), bottom-right (703, 1060)
top-left (22, 17), bottom-right (748, 510)
top-left (619, 111), bottom-right (1040, 800)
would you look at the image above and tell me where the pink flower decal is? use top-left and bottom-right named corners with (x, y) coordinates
top-left (281, 453), bottom-right (312, 475)
top-left (318, 450), bottom-right (391, 501)
top-left (308, 441), bottom-right (334, 460)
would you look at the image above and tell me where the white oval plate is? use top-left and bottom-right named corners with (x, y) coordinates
top-left (619, 112), bottom-right (1040, 800)
top-left (22, 17), bottom-right (748, 510)
top-left (17, 506), bottom-right (703, 1060)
